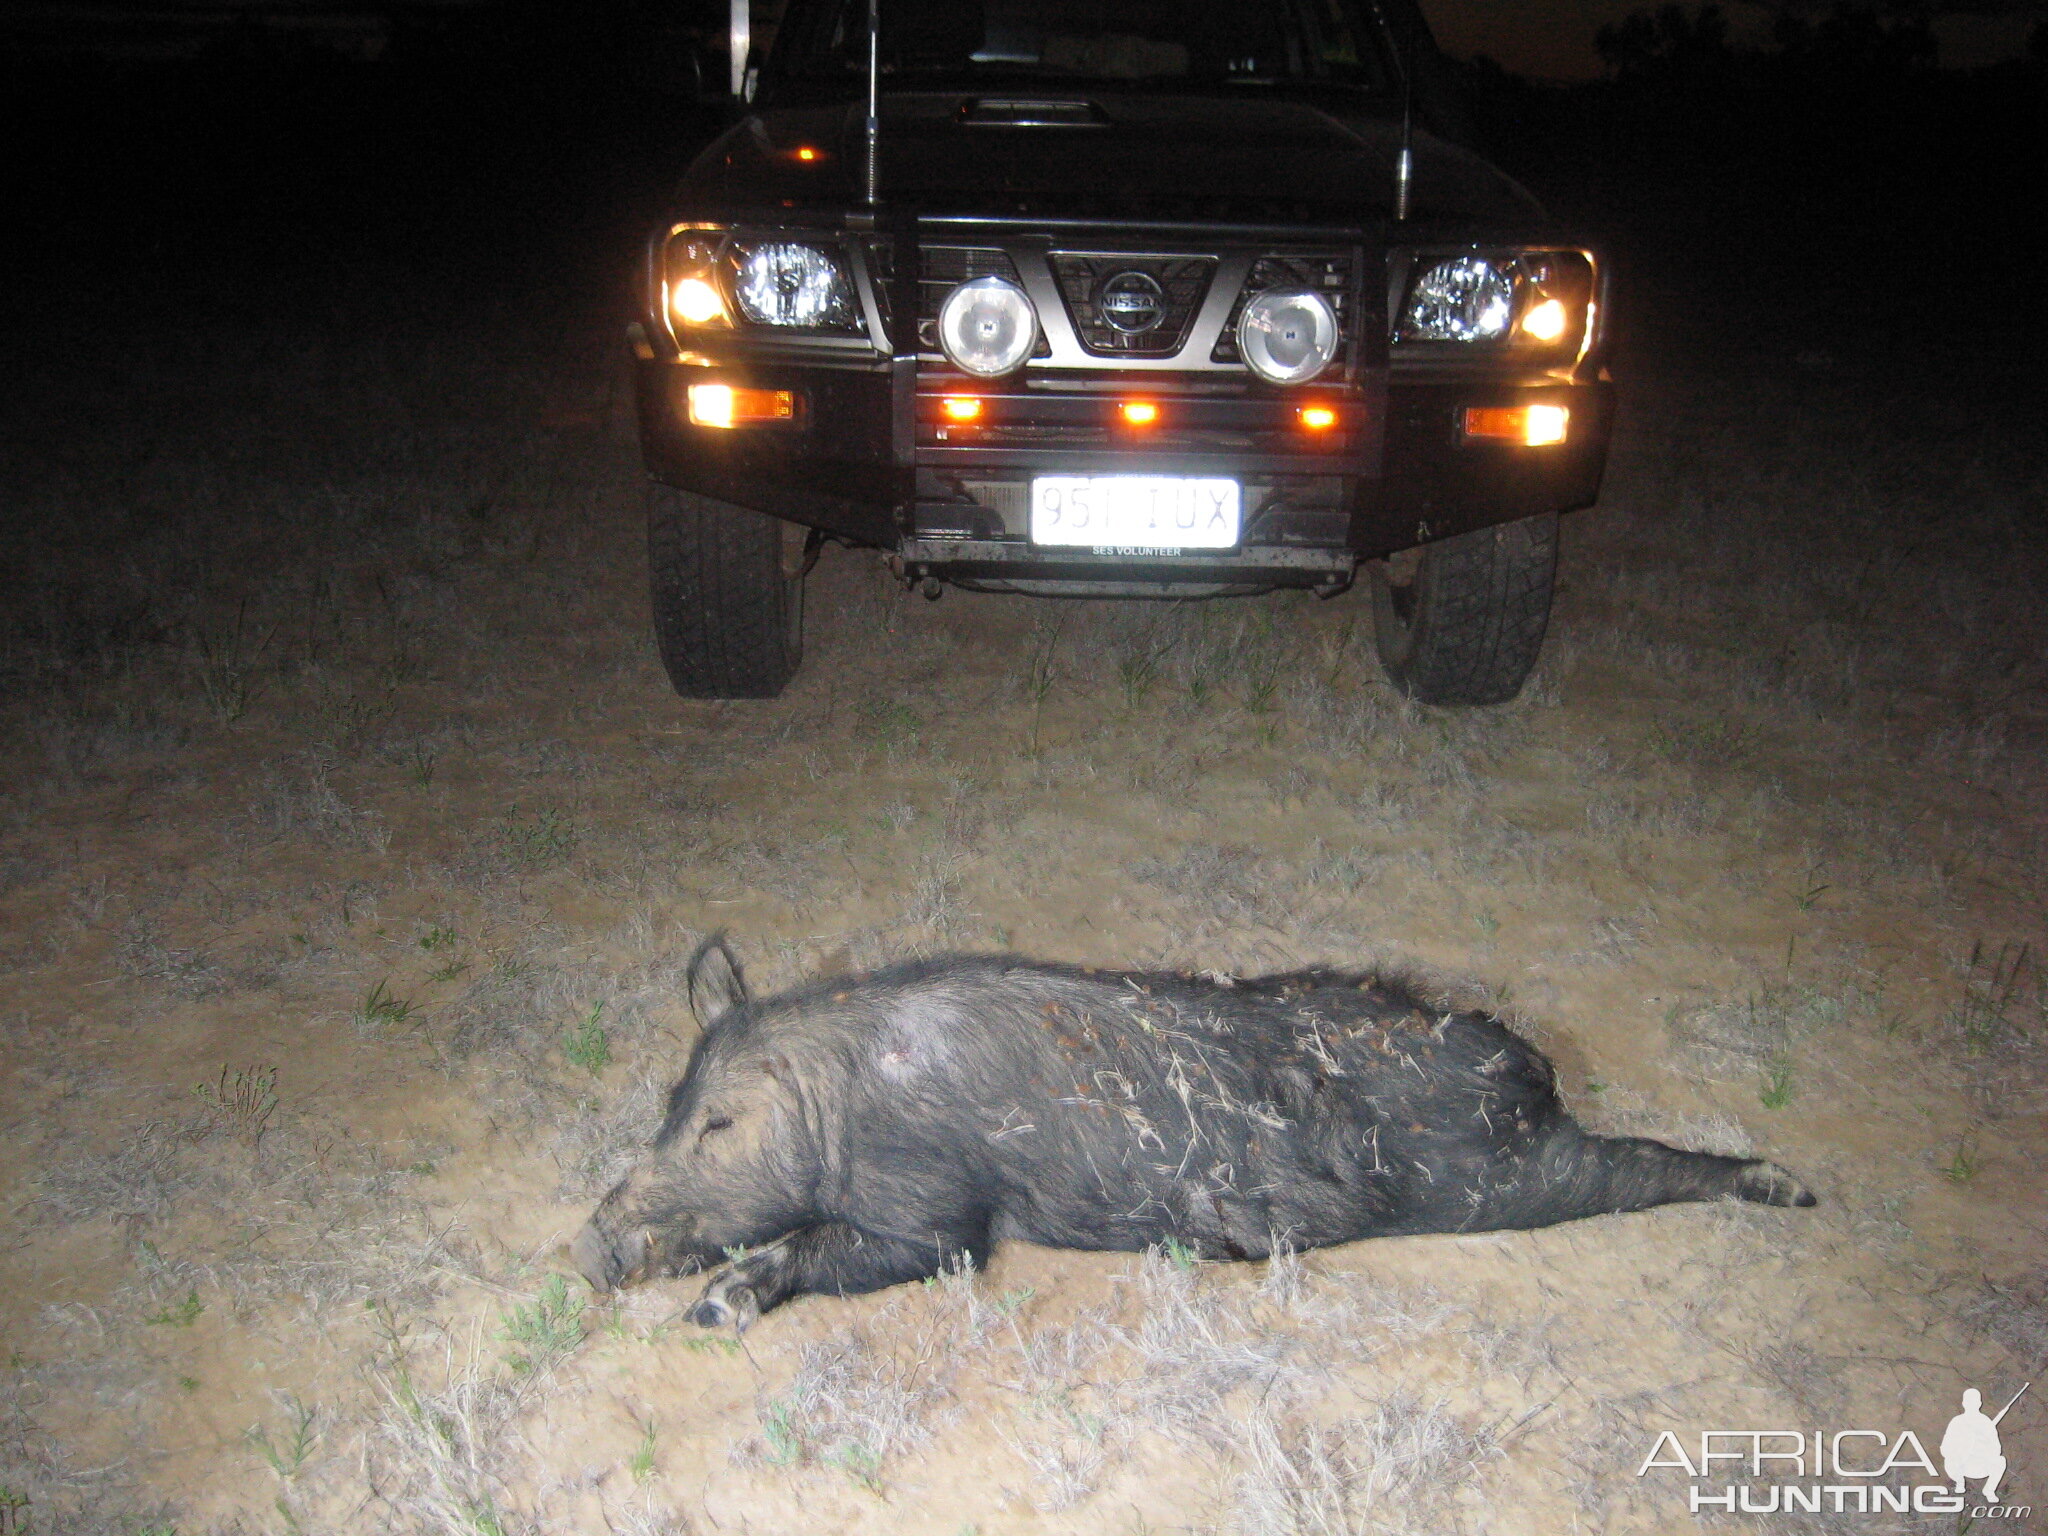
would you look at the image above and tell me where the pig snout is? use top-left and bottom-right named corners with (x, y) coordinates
top-left (570, 1219), bottom-right (651, 1295)
top-left (570, 1220), bottom-right (617, 1294)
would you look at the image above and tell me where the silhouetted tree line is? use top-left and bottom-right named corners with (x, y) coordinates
top-left (1591, 3), bottom-right (1954, 84)
top-left (1450, 2), bottom-right (2045, 264)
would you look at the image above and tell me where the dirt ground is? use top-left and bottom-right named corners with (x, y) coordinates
top-left (2, 277), bottom-right (2044, 1536)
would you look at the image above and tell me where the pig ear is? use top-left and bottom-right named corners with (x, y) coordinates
top-left (687, 933), bottom-right (750, 1024)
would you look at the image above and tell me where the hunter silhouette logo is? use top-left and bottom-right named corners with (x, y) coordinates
top-left (1637, 1380), bottom-right (2032, 1519)
top-left (1944, 1383), bottom-right (2025, 1502)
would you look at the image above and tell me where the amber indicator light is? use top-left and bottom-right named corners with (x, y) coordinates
top-left (939, 396), bottom-right (983, 422)
top-left (1298, 405), bottom-right (1339, 431)
top-left (1463, 404), bottom-right (1570, 447)
top-left (1118, 400), bottom-right (1160, 426)
top-left (795, 146), bottom-right (820, 162)
top-left (669, 276), bottom-right (725, 326)
top-left (688, 385), bottom-right (796, 428)
top-left (1520, 298), bottom-right (1569, 341)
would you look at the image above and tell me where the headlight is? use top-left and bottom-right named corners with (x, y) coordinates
top-left (1403, 257), bottom-right (1513, 342)
top-left (938, 277), bottom-right (1039, 377)
top-left (1398, 251), bottom-right (1596, 351)
top-left (1236, 288), bottom-right (1340, 385)
top-left (732, 242), bottom-right (856, 329)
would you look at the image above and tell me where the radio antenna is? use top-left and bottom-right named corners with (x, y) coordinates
top-left (730, 0), bottom-right (749, 97)
top-left (865, 0), bottom-right (881, 205)
top-left (1393, 40), bottom-right (1414, 221)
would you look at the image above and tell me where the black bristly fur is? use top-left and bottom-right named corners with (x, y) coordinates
top-left (573, 954), bottom-right (1815, 1323)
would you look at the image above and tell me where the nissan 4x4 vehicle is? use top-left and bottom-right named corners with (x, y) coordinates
top-left (630, 0), bottom-right (1613, 704)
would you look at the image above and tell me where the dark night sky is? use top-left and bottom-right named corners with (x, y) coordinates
top-left (5, 0), bottom-right (2044, 81)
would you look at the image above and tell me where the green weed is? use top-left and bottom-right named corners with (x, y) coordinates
top-left (627, 1419), bottom-right (657, 1482)
top-left (498, 1275), bottom-right (585, 1374)
top-left (562, 1002), bottom-right (611, 1075)
top-left (1939, 1135), bottom-right (1981, 1184)
top-left (500, 807), bottom-right (575, 869)
top-left (247, 1394), bottom-right (318, 1480)
top-left (760, 1402), bottom-right (803, 1466)
top-left (146, 1290), bottom-right (204, 1328)
top-left (1240, 652), bottom-right (1283, 714)
top-left (854, 699), bottom-right (921, 748)
top-left (680, 1335), bottom-right (743, 1356)
top-left (350, 978), bottom-right (416, 1035)
top-left (1163, 1236), bottom-right (1198, 1273)
top-left (828, 1440), bottom-right (885, 1493)
top-left (418, 924), bottom-right (458, 952)
top-left (1760, 1057), bottom-right (1796, 1109)
top-left (1113, 619), bottom-right (1178, 709)
top-left (993, 1286), bottom-right (1035, 1318)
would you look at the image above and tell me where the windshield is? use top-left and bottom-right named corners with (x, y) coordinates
top-left (767, 0), bottom-right (1395, 93)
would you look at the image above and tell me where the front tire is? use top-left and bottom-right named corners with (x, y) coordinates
top-left (647, 485), bottom-right (804, 699)
top-left (1370, 512), bottom-right (1558, 706)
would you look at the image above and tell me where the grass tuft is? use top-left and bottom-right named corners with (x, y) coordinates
top-left (192, 1064), bottom-right (279, 1147)
top-left (497, 1275), bottom-right (586, 1375)
top-left (562, 1002), bottom-right (612, 1075)
top-left (1228, 1393), bottom-right (1498, 1536)
top-left (248, 1393), bottom-right (319, 1480)
top-left (351, 978), bottom-right (418, 1037)
top-left (499, 807), bottom-right (575, 870)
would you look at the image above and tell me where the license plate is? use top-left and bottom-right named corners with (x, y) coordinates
top-left (1029, 476), bottom-right (1240, 550)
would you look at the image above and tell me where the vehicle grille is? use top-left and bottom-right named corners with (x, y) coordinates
top-left (1210, 255), bottom-right (1354, 366)
top-left (897, 244), bottom-right (1362, 372)
top-left (1048, 254), bottom-right (1216, 358)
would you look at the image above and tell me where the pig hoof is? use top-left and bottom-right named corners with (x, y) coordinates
top-left (687, 1276), bottom-right (761, 1330)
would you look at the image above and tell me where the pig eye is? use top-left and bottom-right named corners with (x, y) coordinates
top-left (698, 1114), bottom-right (733, 1139)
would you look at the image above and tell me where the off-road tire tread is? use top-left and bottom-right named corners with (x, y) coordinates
top-left (647, 485), bottom-right (801, 699)
top-left (1373, 513), bottom-right (1558, 706)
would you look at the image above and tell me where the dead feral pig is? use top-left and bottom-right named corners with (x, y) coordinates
top-left (574, 939), bottom-right (1814, 1326)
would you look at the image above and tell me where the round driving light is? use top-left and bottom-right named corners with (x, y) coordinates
top-left (733, 242), bottom-right (855, 328)
top-left (937, 277), bottom-right (1039, 377)
top-left (1236, 288), bottom-right (1339, 385)
top-left (1404, 256), bottom-right (1513, 341)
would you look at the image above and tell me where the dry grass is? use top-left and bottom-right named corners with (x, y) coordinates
top-left (1227, 1393), bottom-right (1500, 1536)
top-left (1, 204), bottom-right (2043, 1536)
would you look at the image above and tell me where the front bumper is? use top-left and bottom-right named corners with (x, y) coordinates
top-left (637, 353), bottom-right (1613, 583)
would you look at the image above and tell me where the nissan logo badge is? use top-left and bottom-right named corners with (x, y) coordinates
top-left (1095, 270), bottom-right (1166, 335)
